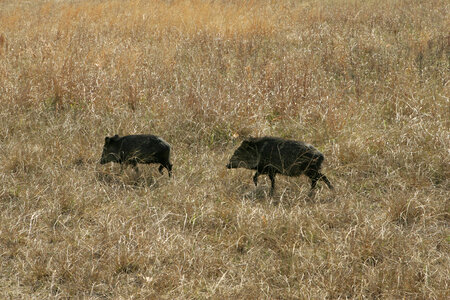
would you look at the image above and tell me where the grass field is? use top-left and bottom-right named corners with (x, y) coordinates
top-left (0, 0), bottom-right (449, 298)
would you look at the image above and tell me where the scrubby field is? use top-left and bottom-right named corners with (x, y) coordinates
top-left (0, 0), bottom-right (448, 298)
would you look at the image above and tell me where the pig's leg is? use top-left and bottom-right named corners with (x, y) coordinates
top-left (166, 163), bottom-right (173, 178)
top-left (319, 173), bottom-right (333, 190)
top-left (306, 170), bottom-right (320, 197)
top-left (158, 163), bottom-right (173, 178)
top-left (268, 171), bottom-right (276, 196)
top-left (308, 178), bottom-right (318, 198)
top-left (253, 171), bottom-right (259, 186)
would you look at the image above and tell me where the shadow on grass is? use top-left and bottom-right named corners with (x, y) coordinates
top-left (94, 169), bottom-right (159, 189)
top-left (241, 184), bottom-right (337, 207)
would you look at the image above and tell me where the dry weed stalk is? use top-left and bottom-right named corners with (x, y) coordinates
top-left (0, 0), bottom-right (448, 298)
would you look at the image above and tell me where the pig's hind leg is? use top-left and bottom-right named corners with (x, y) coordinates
top-left (319, 173), bottom-right (333, 190)
top-left (268, 171), bottom-right (276, 196)
top-left (253, 171), bottom-right (259, 186)
top-left (158, 162), bottom-right (172, 178)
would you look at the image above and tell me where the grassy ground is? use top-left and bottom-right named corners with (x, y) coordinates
top-left (0, 0), bottom-right (448, 298)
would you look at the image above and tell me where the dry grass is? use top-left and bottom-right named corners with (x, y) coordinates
top-left (0, 0), bottom-right (449, 298)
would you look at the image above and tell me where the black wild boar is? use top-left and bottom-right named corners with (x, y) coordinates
top-left (226, 137), bottom-right (333, 196)
top-left (100, 134), bottom-right (172, 177)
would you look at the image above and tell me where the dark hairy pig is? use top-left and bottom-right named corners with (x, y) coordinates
top-left (227, 136), bottom-right (333, 196)
top-left (100, 134), bottom-right (172, 177)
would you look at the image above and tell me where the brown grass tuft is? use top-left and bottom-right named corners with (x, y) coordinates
top-left (0, 0), bottom-right (449, 298)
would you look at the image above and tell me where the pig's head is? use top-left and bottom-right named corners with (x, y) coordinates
top-left (100, 135), bottom-right (121, 164)
top-left (226, 139), bottom-right (258, 169)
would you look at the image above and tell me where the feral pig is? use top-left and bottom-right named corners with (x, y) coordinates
top-left (226, 137), bottom-right (333, 196)
top-left (100, 134), bottom-right (172, 177)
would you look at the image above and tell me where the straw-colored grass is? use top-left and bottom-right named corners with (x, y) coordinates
top-left (0, 0), bottom-right (448, 298)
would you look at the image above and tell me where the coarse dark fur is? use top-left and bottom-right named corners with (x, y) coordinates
top-left (226, 136), bottom-right (333, 196)
top-left (100, 134), bottom-right (172, 177)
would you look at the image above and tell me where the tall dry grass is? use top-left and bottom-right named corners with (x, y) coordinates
top-left (0, 0), bottom-right (448, 298)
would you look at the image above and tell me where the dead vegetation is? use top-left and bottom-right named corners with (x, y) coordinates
top-left (0, 0), bottom-right (448, 298)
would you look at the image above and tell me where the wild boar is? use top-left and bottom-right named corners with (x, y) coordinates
top-left (226, 136), bottom-right (333, 196)
top-left (100, 134), bottom-right (172, 177)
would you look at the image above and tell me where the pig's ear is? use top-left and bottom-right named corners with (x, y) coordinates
top-left (105, 136), bottom-right (110, 143)
top-left (111, 134), bottom-right (120, 141)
